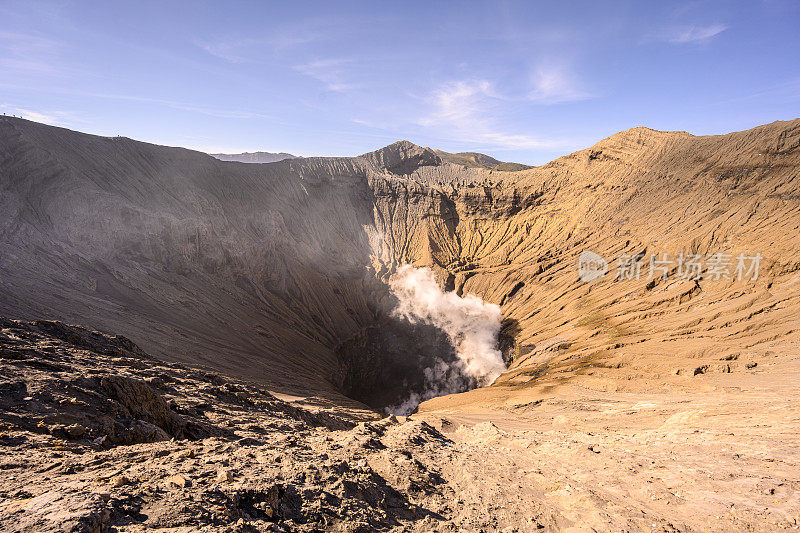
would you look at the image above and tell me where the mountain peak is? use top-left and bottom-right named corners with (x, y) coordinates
top-left (360, 140), bottom-right (441, 173)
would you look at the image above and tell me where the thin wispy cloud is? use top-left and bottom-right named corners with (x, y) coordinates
top-left (0, 105), bottom-right (70, 126)
top-left (418, 80), bottom-right (567, 150)
top-left (198, 38), bottom-right (260, 63)
top-left (0, 31), bottom-right (65, 75)
top-left (82, 92), bottom-right (275, 120)
top-left (711, 77), bottom-right (800, 106)
top-left (293, 58), bottom-right (357, 92)
top-left (528, 62), bottom-right (593, 104)
top-left (1, 86), bottom-right (276, 122)
top-left (419, 80), bottom-right (496, 125)
top-left (197, 35), bottom-right (318, 63)
top-left (664, 23), bottom-right (728, 44)
top-left (197, 18), bottom-right (352, 63)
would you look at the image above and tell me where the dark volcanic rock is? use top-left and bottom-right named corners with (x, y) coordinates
top-left (0, 318), bottom-right (354, 447)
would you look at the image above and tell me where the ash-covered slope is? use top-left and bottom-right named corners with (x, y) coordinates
top-left (1, 116), bottom-right (799, 415)
top-left (0, 118), bottom-right (370, 398)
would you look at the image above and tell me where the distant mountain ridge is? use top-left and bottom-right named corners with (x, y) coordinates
top-left (211, 151), bottom-right (297, 163)
top-left (211, 147), bottom-right (531, 169)
top-left (433, 149), bottom-right (533, 171)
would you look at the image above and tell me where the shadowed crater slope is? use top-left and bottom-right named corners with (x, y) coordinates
top-left (0, 120), bottom-right (484, 410)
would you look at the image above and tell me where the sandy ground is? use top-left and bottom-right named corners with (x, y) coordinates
top-left (416, 355), bottom-right (800, 531)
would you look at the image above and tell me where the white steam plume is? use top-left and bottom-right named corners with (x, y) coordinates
top-left (386, 265), bottom-right (506, 413)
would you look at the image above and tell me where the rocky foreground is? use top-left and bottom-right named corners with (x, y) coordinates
top-left (2, 317), bottom-right (799, 532)
top-left (0, 317), bottom-right (539, 532)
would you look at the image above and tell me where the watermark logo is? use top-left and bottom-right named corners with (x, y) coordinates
top-left (579, 251), bottom-right (761, 283)
top-left (578, 250), bottom-right (608, 282)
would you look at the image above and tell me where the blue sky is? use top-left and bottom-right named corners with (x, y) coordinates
top-left (1, 0), bottom-right (799, 164)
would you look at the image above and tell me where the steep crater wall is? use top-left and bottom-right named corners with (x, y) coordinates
top-left (0, 118), bottom-right (505, 412)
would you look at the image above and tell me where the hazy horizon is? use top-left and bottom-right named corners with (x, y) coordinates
top-left (2, 0), bottom-right (799, 164)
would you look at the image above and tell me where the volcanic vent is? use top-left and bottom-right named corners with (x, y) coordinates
top-left (335, 265), bottom-right (506, 414)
